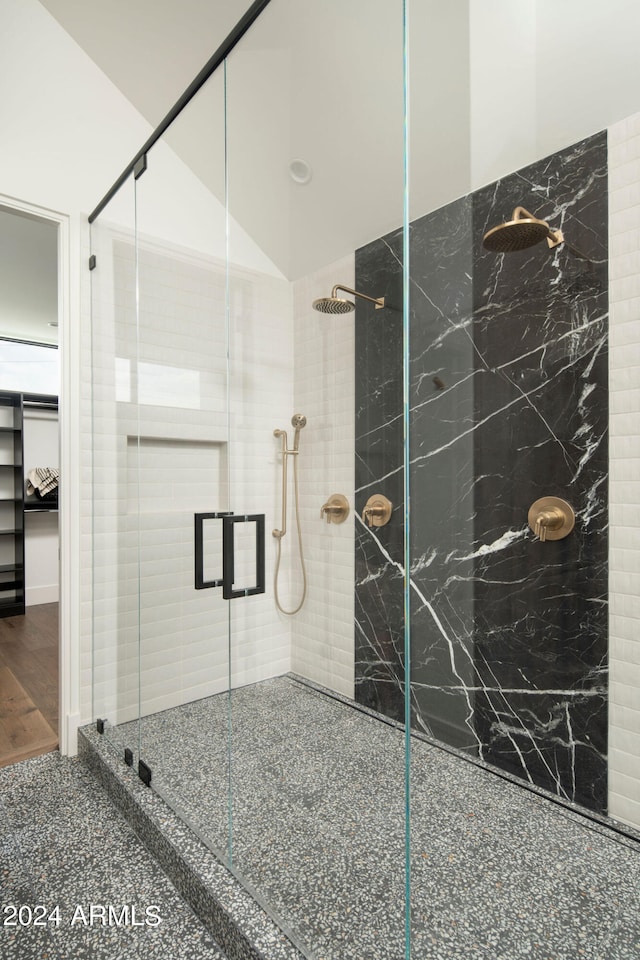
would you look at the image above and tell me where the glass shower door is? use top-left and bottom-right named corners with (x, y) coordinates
top-left (133, 71), bottom-right (238, 860)
top-left (224, 1), bottom-right (409, 957)
top-left (92, 2), bottom-right (412, 956)
top-left (90, 67), bottom-right (239, 862)
top-left (90, 175), bottom-right (141, 760)
top-left (407, 4), bottom-right (617, 958)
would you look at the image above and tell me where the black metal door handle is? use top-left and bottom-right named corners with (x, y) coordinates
top-left (194, 512), bottom-right (232, 590)
top-left (222, 514), bottom-right (265, 599)
top-left (194, 512), bottom-right (265, 599)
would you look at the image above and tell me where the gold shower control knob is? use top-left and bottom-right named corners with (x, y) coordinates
top-left (528, 496), bottom-right (575, 542)
top-left (320, 494), bottom-right (350, 524)
top-left (362, 495), bottom-right (393, 528)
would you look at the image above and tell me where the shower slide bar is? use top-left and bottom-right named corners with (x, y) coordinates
top-left (272, 416), bottom-right (308, 615)
top-left (88, 0), bottom-right (274, 223)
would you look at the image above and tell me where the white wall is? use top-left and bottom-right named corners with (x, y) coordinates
top-left (469, 1), bottom-right (537, 191)
top-left (0, 0), bottom-right (287, 734)
top-left (0, 0), bottom-right (162, 746)
top-left (536, 2), bottom-right (640, 161)
top-left (410, 0), bottom-right (471, 224)
top-left (90, 222), bottom-right (293, 726)
top-left (0, 0), bottom-right (149, 219)
top-left (0, 0), bottom-right (281, 272)
top-left (468, 2), bottom-right (640, 196)
top-left (608, 110), bottom-right (640, 831)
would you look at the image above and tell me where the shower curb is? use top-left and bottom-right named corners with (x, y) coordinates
top-left (78, 725), bottom-right (305, 960)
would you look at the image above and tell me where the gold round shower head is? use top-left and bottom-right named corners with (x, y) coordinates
top-left (482, 206), bottom-right (562, 253)
top-left (483, 218), bottom-right (551, 252)
top-left (312, 296), bottom-right (355, 315)
top-left (312, 284), bottom-right (385, 315)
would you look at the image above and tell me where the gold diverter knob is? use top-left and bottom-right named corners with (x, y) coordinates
top-left (362, 495), bottom-right (393, 528)
top-left (320, 494), bottom-right (350, 524)
top-left (528, 496), bottom-right (575, 542)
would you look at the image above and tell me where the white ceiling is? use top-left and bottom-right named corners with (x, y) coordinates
top-left (32, 1), bottom-right (640, 283)
top-left (38, 0), bottom-right (249, 129)
top-left (0, 208), bottom-right (58, 345)
top-left (28, 2), bottom-right (640, 282)
top-left (38, 0), bottom-right (465, 280)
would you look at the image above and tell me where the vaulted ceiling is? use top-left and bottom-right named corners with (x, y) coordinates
top-left (37, 2), bottom-right (640, 280)
top-left (39, 0), bottom-right (248, 129)
top-left (38, 0), bottom-right (471, 280)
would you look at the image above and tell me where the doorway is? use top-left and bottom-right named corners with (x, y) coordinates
top-left (0, 206), bottom-right (60, 766)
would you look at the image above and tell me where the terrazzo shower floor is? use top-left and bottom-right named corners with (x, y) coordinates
top-left (0, 752), bottom-right (226, 960)
top-left (110, 676), bottom-right (640, 960)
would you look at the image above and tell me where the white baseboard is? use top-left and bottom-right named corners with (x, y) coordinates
top-left (63, 712), bottom-right (82, 757)
top-left (26, 584), bottom-right (59, 606)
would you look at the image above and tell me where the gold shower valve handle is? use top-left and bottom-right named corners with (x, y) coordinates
top-left (534, 509), bottom-right (562, 541)
top-left (528, 497), bottom-right (575, 542)
top-left (362, 495), bottom-right (393, 528)
top-left (320, 494), bottom-right (350, 524)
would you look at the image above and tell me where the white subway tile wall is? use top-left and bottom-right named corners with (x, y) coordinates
top-left (290, 255), bottom-right (356, 698)
top-left (609, 112), bottom-right (640, 830)
top-left (84, 224), bottom-right (293, 726)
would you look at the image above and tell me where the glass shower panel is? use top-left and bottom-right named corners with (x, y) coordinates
top-left (407, 3), bottom-right (636, 957)
top-left (133, 72), bottom-right (233, 858)
top-left (403, 8), bottom-right (478, 954)
top-left (90, 175), bottom-right (141, 759)
top-left (225, 1), bottom-right (407, 956)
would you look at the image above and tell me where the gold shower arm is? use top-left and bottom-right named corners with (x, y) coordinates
top-left (331, 285), bottom-right (385, 310)
top-left (512, 206), bottom-right (536, 221)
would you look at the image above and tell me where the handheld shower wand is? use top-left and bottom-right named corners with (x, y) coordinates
top-left (273, 415), bottom-right (308, 615)
top-left (291, 413), bottom-right (307, 451)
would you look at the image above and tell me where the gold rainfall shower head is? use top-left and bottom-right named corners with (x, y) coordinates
top-left (482, 206), bottom-right (564, 253)
top-left (312, 284), bottom-right (385, 314)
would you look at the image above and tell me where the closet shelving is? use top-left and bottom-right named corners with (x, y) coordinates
top-left (0, 392), bottom-right (58, 618)
top-left (23, 393), bottom-right (59, 515)
top-left (0, 392), bottom-right (26, 616)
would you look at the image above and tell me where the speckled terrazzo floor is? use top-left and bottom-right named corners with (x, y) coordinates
top-left (0, 751), bottom-right (227, 960)
top-left (107, 676), bottom-right (640, 960)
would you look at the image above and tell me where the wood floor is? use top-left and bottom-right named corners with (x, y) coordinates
top-left (0, 602), bottom-right (58, 767)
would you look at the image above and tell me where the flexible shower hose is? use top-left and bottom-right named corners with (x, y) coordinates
top-left (273, 449), bottom-right (307, 616)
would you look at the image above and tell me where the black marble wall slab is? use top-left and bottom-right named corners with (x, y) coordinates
top-left (354, 231), bottom-right (405, 723)
top-left (355, 131), bottom-right (609, 812)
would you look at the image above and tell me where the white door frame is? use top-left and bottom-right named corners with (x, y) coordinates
top-left (0, 192), bottom-right (80, 755)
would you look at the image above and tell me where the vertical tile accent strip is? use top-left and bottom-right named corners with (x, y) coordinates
top-left (608, 110), bottom-right (640, 831)
top-left (355, 230), bottom-right (405, 723)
